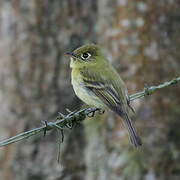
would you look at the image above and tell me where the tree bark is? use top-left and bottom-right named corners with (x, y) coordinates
top-left (0, 0), bottom-right (179, 180)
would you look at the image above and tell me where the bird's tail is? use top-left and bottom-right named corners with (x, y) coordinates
top-left (123, 113), bottom-right (142, 147)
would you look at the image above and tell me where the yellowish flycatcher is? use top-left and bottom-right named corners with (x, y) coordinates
top-left (66, 44), bottom-right (142, 147)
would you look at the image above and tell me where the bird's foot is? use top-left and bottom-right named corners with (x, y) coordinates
top-left (86, 108), bottom-right (105, 117)
top-left (86, 107), bottom-right (98, 117)
top-left (98, 109), bottom-right (105, 114)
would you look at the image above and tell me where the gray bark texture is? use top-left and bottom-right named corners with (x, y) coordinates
top-left (0, 0), bottom-right (179, 180)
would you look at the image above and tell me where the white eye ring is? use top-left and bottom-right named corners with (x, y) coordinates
top-left (81, 52), bottom-right (91, 60)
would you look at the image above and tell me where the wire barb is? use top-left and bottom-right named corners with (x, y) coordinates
top-left (42, 120), bottom-right (48, 137)
top-left (57, 129), bottom-right (64, 163)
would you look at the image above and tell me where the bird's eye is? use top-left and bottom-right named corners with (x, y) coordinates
top-left (81, 52), bottom-right (91, 60)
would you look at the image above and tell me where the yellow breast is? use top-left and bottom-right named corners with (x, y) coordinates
top-left (71, 68), bottom-right (106, 108)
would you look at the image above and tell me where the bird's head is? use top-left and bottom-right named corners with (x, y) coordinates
top-left (65, 44), bottom-right (106, 68)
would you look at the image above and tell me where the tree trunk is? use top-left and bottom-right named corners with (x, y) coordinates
top-left (0, 0), bottom-right (179, 180)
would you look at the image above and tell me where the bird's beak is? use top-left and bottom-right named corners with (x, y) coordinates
top-left (64, 52), bottom-right (76, 58)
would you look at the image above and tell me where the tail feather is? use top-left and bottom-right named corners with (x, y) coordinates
top-left (123, 113), bottom-right (142, 147)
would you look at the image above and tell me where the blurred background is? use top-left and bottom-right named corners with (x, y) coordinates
top-left (0, 0), bottom-right (180, 180)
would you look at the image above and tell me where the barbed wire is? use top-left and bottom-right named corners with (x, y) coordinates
top-left (0, 76), bottom-right (179, 147)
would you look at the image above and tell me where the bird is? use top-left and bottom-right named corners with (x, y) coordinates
top-left (65, 44), bottom-right (142, 147)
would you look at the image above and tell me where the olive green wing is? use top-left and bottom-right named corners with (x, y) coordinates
top-left (80, 67), bottom-right (142, 147)
top-left (80, 67), bottom-right (127, 115)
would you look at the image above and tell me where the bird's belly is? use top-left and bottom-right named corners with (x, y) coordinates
top-left (72, 81), bottom-right (105, 109)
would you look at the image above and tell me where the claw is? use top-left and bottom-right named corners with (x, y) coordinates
top-left (86, 107), bottom-right (100, 117)
top-left (87, 111), bottom-right (96, 117)
top-left (98, 109), bottom-right (105, 114)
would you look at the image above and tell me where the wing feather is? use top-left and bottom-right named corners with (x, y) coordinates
top-left (81, 67), bottom-right (126, 113)
top-left (80, 67), bottom-right (142, 147)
